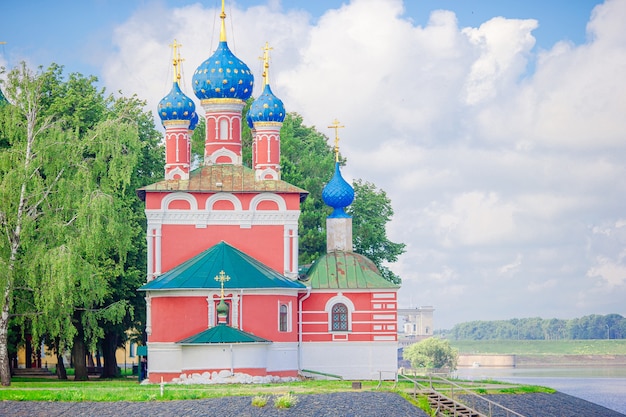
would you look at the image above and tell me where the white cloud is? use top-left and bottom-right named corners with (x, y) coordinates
top-left (499, 253), bottom-right (523, 276)
top-left (587, 253), bottom-right (626, 287)
top-left (425, 191), bottom-right (517, 247)
top-left (99, 0), bottom-right (626, 328)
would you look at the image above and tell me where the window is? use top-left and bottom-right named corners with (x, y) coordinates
top-left (279, 304), bottom-right (288, 332)
top-left (219, 118), bottom-right (229, 140)
top-left (331, 303), bottom-right (349, 331)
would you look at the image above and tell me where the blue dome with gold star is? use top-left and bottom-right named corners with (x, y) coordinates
top-left (189, 110), bottom-right (199, 131)
top-left (249, 84), bottom-right (285, 124)
top-left (322, 162), bottom-right (354, 218)
top-left (158, 82), bottom-right (196, 124)
top-left (193, 41), bottom-right (254, 101)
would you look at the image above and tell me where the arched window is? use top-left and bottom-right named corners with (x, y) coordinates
top-left (219, 118), bottom-right (229, 140)
top-left (331, 303), bottom-right (349, 331)
top-left (279, 304), bottom-right (288, 332)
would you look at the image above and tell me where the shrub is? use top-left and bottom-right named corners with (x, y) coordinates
top-left (251, 395), bottom-right (269, 407)
top-left (274, 392), bottom-right (298, 409)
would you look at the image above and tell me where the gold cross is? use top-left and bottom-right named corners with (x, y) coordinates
top-left (259, 42), bottom-right (273, 86)
top-left (214, 270), bottom-right (231, 298)
top-left (169, 39), bottom-right (184, 83)
top-left (328, 119), bottom-right (344, 162)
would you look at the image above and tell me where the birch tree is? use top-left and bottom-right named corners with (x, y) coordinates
top-left (0, 62), bottom-right (65, 385)
top-left (0, 63), bottom-right (161, 384)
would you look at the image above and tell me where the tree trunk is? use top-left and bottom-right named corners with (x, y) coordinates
top-left (71, 332), bottom-right (88, 381)
top-left (101, 331), bottom-right (119, 378)
top-left (0, 287), bottom-right (12, 386)
top-left (56, 351), bottom-right (67, 380)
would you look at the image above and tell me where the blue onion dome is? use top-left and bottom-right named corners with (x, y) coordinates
top-left (246, 110), bottom-right (254, 129)
top-left (322, 162), bottom-right (355, 218)
top-left (189, 110), bottom-right (199, 131)
top-left (158, 82), bottom-right (196, 124)
top-left (193, 41), bottom-right (254, 101)
top-left (249, 84), bottom-right (285, 123)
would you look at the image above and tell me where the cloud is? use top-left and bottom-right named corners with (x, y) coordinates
top-left (587, 254), bottom-right (626, 287)
top-left (100, 0), bottom-right (626, 328)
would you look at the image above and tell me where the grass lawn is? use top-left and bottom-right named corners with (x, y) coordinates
top-left (0, 377), bottom-right (549, 402)
top-left (449, 339), bottom-right (626, 355)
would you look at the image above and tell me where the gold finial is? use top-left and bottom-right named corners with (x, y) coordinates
top-left (169, 39), bottom-right (184, 84)
top-left (260, 42), bottom-right (273, 87)
top-left (219, 0), bottom-right (227, 42)
top-left (214, 270), bottom-right (231, 298)
top-left (328, 119), bottom-right (344, 162)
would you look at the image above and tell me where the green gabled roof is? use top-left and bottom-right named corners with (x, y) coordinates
top-left (303, 251), bottom-right (399, 290)
top-left (139, 241), bottom-right (306, 291)
top-left (178, 325), bottom-right (270, 344)
top-left (136, 164), bottom-right (308, 201)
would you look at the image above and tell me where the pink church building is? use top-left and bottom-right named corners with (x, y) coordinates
top-left (138, 3), bottom-right (399, 383)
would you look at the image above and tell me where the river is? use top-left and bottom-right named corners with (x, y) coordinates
top-left (455, 367), bottom-right (626, 415)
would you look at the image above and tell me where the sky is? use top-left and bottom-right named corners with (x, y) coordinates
top-left (2, 0), bottom-right (625, 329)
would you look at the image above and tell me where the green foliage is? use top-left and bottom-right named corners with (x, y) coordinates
top-left (279, 113), bottom-right (336, 264)
top-left (237, 112), bottom-right (405, 282)
top-left (274, 392), bottom-right (298, 409)
top-left (448, 314), bottom-right (626, 341)
top-left (251, 394), bottom-right (269, 407)
top-left (348, 180), bottom-right (405, 284)
top-left (404, 337), bottom-right (459, 370)
top-left (416, 395), bottom-right (437, 416)
top-left (0, 62), bottom-right (163, 383)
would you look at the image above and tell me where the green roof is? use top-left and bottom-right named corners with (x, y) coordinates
top-left (303, 251), bottom-right (399, 290)
top-left (137, 164), bottom-right (308, 201)
top-left (178, 325), bottom-right (271, 344)
top-left (139, 241), bottom-right (306, 291)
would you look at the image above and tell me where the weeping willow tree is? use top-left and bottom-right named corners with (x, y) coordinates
top-left (0, 63), bottom-right (158, 384)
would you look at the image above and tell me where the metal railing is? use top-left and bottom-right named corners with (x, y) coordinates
top-left (392, 372), bottom-right (527, 417)
top-left (300, 369), bottom-right (343, 380)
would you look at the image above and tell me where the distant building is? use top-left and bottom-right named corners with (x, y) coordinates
top-left (398, 306), bottom-right (435, 344)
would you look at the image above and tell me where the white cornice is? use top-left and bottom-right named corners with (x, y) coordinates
top-left (146, 209), bottom-right (300, 226)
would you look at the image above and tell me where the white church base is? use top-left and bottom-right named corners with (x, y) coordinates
top-left (300, 341), bottom-right (398, 380)
top-left (145, 341), bottom-right (300, 383)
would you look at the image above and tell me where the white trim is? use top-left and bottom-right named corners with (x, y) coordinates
top-left (207, 296), bottom-right (215, 328)
top-left (146, 209), bottom-right (300, 227)
top-left (205, 147), bottom-right (241, 165)
top-left (373, 336), bottom-right (396, 341)
top-left (164, 166), bottom-right (189, 181)
top-left (145, 289), bottom-right (302, 298)
top-left (372, 293), bottom-right (396, 299)
top-left (161, 192), bottom-right (199, 211)
top-left (325, 294), bottom-right (355, 333)
top-left (249, 193), bottom-right (287, 211)
top-left (255, 167), bottom-right (279, 180)
top-left (205, 193), bottom-right (243, 211)
top-left (145, 295), bottom-right (152, 336)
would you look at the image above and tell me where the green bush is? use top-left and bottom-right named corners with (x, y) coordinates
top-left (251, 395), bottom-right (269, 407)
top-left (274, 392), bottom-right (298, 409)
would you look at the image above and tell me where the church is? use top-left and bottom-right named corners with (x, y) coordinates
top-left (137, 2), bottom-right (399, 383)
